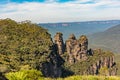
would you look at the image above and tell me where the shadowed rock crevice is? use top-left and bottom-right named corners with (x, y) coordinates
top-left (0, 72), bottom-right (7, 80)
top-left (41, 44), bottom-right (65, 78)
top-left (65, 34), bottom-right (89, 64)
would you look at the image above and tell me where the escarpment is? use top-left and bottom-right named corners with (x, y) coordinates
top-left (0, 19), bottom-right (65, 78)
top-left (53, 32), bottom-right (117, 76)
top-left (85, 50), bottom-right (117, 76)
top-left (41, 49), bottom-right (64, 77)
top-left (0, 19), bottom-right (117, 78)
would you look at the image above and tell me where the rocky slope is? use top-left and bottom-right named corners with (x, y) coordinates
top-left (53, 33), bottom-right (117, 76)
top-left (0, 19), bottom-right (64, 78)
top-left (0, 19), bottom-right (117, 78)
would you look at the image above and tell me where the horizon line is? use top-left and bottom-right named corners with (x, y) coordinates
top-left (38, 19), bottom-right (120, 24)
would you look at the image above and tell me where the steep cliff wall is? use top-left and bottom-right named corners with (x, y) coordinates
top-left (0, 19), bottom-right (65, 78)
top-left (0, 19), bottom-right (117, 78)
top-left (54, 33), bottom-right (117, 76)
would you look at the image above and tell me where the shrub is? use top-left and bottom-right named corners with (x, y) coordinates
top-left (5, 69), bottom-right (44, 80)
top-left (99, 67), bottom-right (109, 76)
top-left (5, 71), bottom-right (27, 80)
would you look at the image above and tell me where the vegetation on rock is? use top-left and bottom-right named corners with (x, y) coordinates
top-left (0, 19), bottom-right (118, 79)
top-left (63, 49), bottom-right (117, 76)
top-left (45, 75), bottom-right (120, 80)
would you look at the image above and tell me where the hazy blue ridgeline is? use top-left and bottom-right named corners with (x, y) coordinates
top-left (39, 20), bottom-right (120, 40)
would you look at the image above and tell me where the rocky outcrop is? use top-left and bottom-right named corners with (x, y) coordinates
top-left (79, 35), bottom-right (88, 51)
top-left (0, 19), bottom-right (117, 79)
top-left (42, 32), bottom-right (117, 77)
top-left (65, 34), bottom-right (88, 64)
top-left (41, 45), bottom-right (65, 78)
top-left (54, 32), bottom-right (65, 55)
top-left (87, 55), bottom-right (117, 76)
top-left (56, 33), bottom-right (117, 76)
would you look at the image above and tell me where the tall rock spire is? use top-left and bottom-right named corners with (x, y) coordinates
top-left (54, 32), bottom-right (65, 55)
top-left (79, 35), bottom-right (88, 51)
top-left (66, 34), bottom-right (88, 64)
top-left (53, 32), bottom-right (117, 76)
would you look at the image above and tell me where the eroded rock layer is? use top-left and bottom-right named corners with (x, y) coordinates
top-left (53, 33), bottom-right (117, 76)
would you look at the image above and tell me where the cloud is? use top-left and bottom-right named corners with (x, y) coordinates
top-left (0, 0), bottom-right (120, 23)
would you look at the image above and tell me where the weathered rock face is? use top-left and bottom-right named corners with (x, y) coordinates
top-left (79, 35), bottom-right (88, 51)
top-left (87, 56), bottom-right (117, 76)
top-left (78, 35), bottom-right (88, 61)
top-left (54, 32), bottom-right (65, 55)
top-left (41, 45), bottom-right (65, 78)
top-left (65, 34), bottom-right (88, 64)
top-left (45, 32), bottom-right (117, 77)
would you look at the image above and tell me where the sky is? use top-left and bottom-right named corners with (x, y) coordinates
top-left (0, 0), bottom-right (120, 23)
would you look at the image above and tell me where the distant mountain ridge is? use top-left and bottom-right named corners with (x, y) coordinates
top-left (40, 20), bottom-right (120, 24)
top-left (89, 24), bottom-right (120, 53)
top-left (39, 20), bottom-right (120, 40)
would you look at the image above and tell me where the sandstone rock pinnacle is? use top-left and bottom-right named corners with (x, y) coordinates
top-left (65, 34), bottom-right (88, 64)
top-left (54, 32), bottom-right (65, 55)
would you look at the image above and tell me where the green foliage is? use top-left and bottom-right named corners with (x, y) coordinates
top-left (0, 18), bottom-right (52, 54)
top-left (6, 71), bottom-right (27, 80)
top-left (114, 54), bottom-right (120, 76)
top-left (44, 75), bottom-right (120, 80)
top-left (99, 67), bottom-right (109, 76)
top-left (0, 18), bottom-right (53, 72)
top-left (19, 65), bottom-right (32, 70)
top-left (5, 69), bottom-right (44, 80)
top-left (0, 18), bottom-right (118, 78)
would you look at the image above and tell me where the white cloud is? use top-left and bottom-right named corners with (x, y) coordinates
top-left (0, 0), bottom-right (120, 23)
